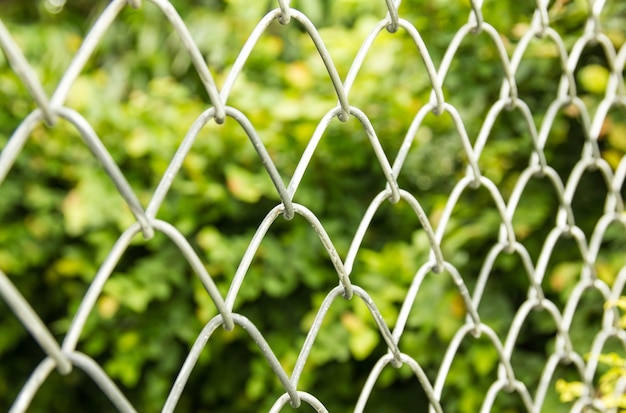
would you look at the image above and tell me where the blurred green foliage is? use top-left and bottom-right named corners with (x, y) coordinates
top-left (0, 0), bottom-right (625, 412)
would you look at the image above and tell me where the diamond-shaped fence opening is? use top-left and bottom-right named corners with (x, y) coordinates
top-left (1, 0), bottom-right (625, 412)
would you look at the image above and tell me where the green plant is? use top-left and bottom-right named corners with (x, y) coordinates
top-left (0, 0), bottom-right (625, 412)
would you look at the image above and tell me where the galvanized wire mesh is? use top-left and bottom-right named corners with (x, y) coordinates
top-left (1, 0), bottom-right (626, 412)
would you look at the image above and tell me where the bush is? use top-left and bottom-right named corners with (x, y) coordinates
top-left (0, 0), bottom-right (625, 412)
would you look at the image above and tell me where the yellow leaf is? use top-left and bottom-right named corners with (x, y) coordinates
top-left (556, 379), bottom-right (585, 402)
top-left (98, 295), bottom-right (119, 319)
top-left (577, 64), bottom-right (610, 95)
top-left (608, 123), bottom-right (626, 152)
top-left (53, 257), bottom-right (84, 277)
top-left (285, 62), bottom-right (313, 90)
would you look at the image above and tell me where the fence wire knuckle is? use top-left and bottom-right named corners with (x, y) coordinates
top-left (1, 0), bottom-right (625, 411)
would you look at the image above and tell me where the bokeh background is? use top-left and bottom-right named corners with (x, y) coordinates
top-left (1, 0), bottom-right (625, 411)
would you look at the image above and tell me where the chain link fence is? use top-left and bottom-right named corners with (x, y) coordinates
top-left (1, 0), bottom-right (626, 411)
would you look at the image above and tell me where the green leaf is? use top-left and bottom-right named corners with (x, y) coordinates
top-left (224, 164), bottom-right (276, 203)
top-left (342, 312), bottom-right (380, 360)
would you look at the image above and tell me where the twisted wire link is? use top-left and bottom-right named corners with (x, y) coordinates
top-left (0, 0), bottom-right (625, 411)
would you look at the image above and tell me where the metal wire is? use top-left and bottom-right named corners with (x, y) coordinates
top-left (1, 0), bottom-right (625, 411)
